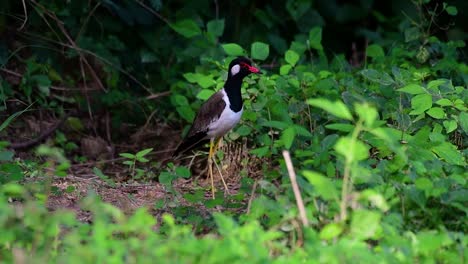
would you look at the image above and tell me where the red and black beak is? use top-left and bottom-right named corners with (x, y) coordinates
top-left (241, 62), bottom-right (262, 74)
top-left (247, 64), bottom-right (261, 74)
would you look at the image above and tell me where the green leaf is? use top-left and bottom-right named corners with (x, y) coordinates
top-left (454, 99), bottom-right (467, 111)
top-left (325, 123), bottom-right (354, 132)
top-left (175, 166), bottom-right (191, 179)
top-left (174, 94), bottom-right (189, 106)
top-left (33, 75), bottom-right (51, 96)
top-left (285, 50), bottom-right (299, 66)
top-left (360, 190), bottom-right (390, 212)
top-left (183, 73), bottom-right (215, 88)
top-left (350, 210), bottom-right (381, 240)
top-left (435, 98), bottom-right (452, 106)
top-left (446, 5), bottom-right (458, 16)
top-left (119, 153), bottom-right (135, 159)
top-left (136, 148), bottom-right (153, 158)
top-left (366, 44), bottom-right (384, 58)
top-left (459, 112), bottom-right (468, 133)
top-left (196, 75), bottom-right (216, 89)
top-left (183, 72), bottom-right (198, 83)
top-left (443, 120), bottom-right (457, 133)
top-left (207, 19), bottom-right (225, 37)
top-left (177, 105), bottom-right (195, 122)
top-left (93, 167), bottom-right (108, 179)
top-left (355, 103), bottom-right (378, 128)
top-left (235, 125), bottom-right (252, 136)
top-left (432, 142), bottom-right (465, 166)
top-left (251, 42), bottom-right (269, 60)
top-left (415, 177), bottom-right (433, 191)
top-left (222, 43), bottom-right (244, 56)
top-left (170, 19), bottom-right (201, 38)
top-left (426, 107), bottom-right (445, 119)
top-left (309, 27), bottom-right (323, 51)
top-left (196, 89), bottom-right (215, 100)
top-left (404, 27), bottom-right (420, 42)
top-left (0, 150), bottom-right (14, 161)
top-left (281, 127), bottom-right (296, 149)
top-left (319, 223), bottom-right (343, 240)
top-left (397, 84), bottom-right (425, 94)
top-left (335, 137), bottom-right (369, 162)
top-left (360, 69), bottom-right (394, 85)
top-left (293, 125), bottom-right (312, 137)
top-left (303, 170), bottom-right (339, 201)
top-left (410, 94), bottom-right (432, 115)
top-left (159, 171), bottom-right (174, 186)
top-left (427, 79), bottom-right (447, 91)
top-left (307, 98), bottom-right (353, 121)
top-left (261, 120), bottom-right (290, 130)
top-left (280, 65), bottom-right (292, 75)
top-left (0, 105), bottom-right (32, 132)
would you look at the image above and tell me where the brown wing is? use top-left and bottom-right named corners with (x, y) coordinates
top-left (186, 91), bottom-right (226, 137)
top-left (173, 91), bottom-right (226, 157)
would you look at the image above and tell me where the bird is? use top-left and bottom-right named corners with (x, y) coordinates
top-left (173, 56), bottom-right (261, 198)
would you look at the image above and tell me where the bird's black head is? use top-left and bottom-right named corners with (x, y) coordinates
top-left (227, 57), bottom-right (261, 78)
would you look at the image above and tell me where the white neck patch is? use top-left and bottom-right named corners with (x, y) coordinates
top-left (230, 64), bottom-right (240, 76)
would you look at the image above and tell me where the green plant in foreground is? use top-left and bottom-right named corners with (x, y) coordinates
top-left (119, 148), bottom-right (153, 179)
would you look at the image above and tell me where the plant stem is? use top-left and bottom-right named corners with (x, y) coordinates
top-left (283, 150), bottom-right (309, 227)
top-left (339, 119), bottom-right (363, 222)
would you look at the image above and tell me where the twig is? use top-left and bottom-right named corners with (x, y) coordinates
top-left (76, 2), bottom-right (101, 41)
top-left (9, 113), bottom-right (70, 149)
top-left (246, 179), bottom-right (258, 214)
top-left (30, 0), bottom-right (106, 92)
top-left (0, 67), bottom-right (101, 91)
top-left (214, 0), bottom-right (219, 20)
top-left (0, 68), bottom-right (22, 78)
top-left (135, 0), bottom-right (170, 25)
top-left (282, 150), bottom-right (309, 227)
top-left (18, 0), bottom-right (28, 30)
top-left (145, 91), bottom-right (171, 100)
top-left (19, 31), bottom-right (151, 93)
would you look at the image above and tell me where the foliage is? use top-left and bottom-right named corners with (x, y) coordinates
top-left (0, 0), bottom-right (467, 262)
top-left (119, 148), bottom-right (153, 179)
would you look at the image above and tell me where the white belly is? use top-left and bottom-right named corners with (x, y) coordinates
top-left (207, 107), bottom-right (243, 138)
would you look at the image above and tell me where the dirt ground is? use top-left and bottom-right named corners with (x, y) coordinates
top-left (3, 110), bottom-right (267, 221)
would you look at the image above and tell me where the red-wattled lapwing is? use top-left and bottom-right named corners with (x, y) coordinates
top-left (173, 57), bottom-right (261, 198)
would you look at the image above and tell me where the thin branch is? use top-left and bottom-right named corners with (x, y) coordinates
top-left (76, 2), bottom-right (101, 41)
top-left (214, 0), bottom-right (219, 20)
top-left (282, 150), bottom-right (309, 227)
top-left (145, 91), bottom-right (171, 100)
top-left (0, 68), bottom-right (99, 91)
top-left (246, 179), bottom-right (258, 214)
top-left (30, 0), bottom-right (106, 92)
top-left (9, 113), bottom-right (70, 149)
top-left (19, 31), bottom-right (151, 93)
top-left (18, 0), bottom-right (28, 30)
top-left (135, 0), bottom-right (170, 25)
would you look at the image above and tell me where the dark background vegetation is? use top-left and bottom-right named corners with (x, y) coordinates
top-left (0, 0), bottom-right (466, 262)
top-left (1, 0), bottom-right (466, 128)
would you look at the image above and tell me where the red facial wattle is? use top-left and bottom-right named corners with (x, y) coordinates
top-left (240, 62), bottom-right (261, 74)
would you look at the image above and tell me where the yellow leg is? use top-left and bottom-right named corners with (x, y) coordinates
top-left (208, 138), bottom-right (215, 199)
top-left (211, 138), bottom-right (229, 195)
top-left (213, 137), bottom-right (222, 152)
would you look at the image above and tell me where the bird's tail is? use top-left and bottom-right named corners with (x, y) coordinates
top-left (172, 132), bottom-right (208, 158)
